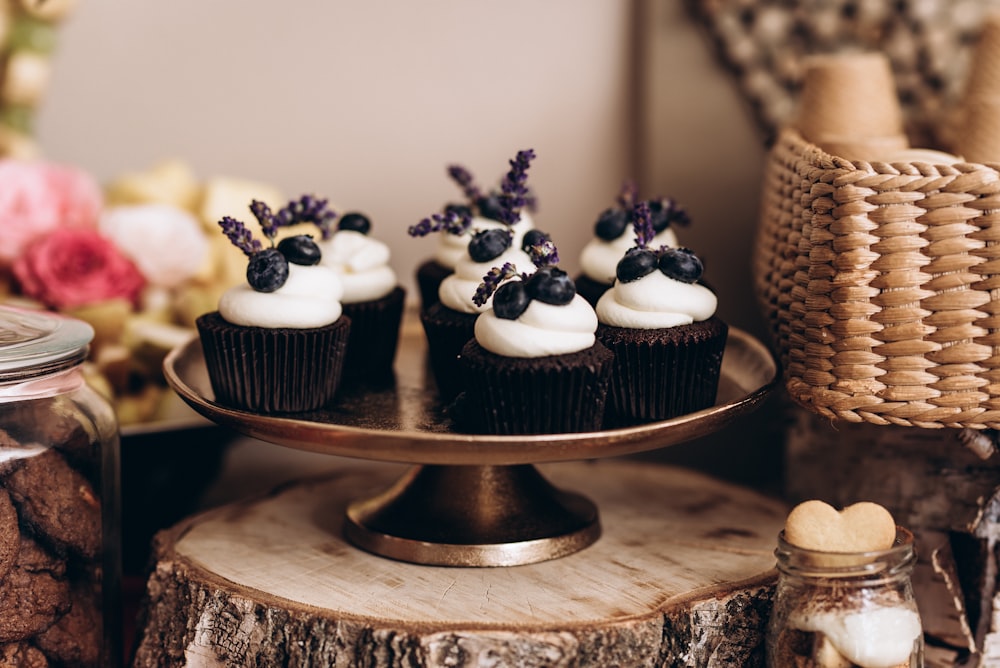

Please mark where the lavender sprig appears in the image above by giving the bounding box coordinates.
[497,148,536,226]
[617,180,638,209]
[653,196,691,229]
[408,206,472,237]
[527,237,559,268]
[249,200,279,240]
[219,216,263,257]
[473,262,521,307]
[632,200,654,248]
[276,195,338,240]
[447,164,481,202]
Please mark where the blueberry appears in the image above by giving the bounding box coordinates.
[277,234,321,266]
[475,194,506,222]
[521,229,551,252]
[492,281,531,320]
[648,199,688,233]
[658,247,703,283]
[615,248,658,283]
[247,248,290,292]
[467,228,512,263]
[594,207,629,241]
[338,212,371,235]
[525,267,576,305]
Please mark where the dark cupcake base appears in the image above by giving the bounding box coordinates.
[196,311,350,414]
[574,274,612,308]
[419,303,478,401]
[341,286,406,386]
[457,340,614,435]
[416,260,453,313]
[597,317,728,426]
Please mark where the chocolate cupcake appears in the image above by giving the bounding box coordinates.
[412,155,537,312]
[196,196,350,413]
[595,202,726,425]
[412,149,540,399]
[318,211,406,385]
[576,182,688,307]
[458,237,613,435]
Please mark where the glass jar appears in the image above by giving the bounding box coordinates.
[0,305,120,668]
[767,527,923,668]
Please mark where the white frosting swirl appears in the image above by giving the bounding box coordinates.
[433,212,534,269]
[596,270,716,329]
[318,230,397,304]
[475,294,597,358]
[580,226,678,285]
[219,262,343,328]
[438,244,534,314]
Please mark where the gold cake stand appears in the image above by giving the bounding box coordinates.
[163,318,777,567]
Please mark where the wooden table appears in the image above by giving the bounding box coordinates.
[131,458,787,667]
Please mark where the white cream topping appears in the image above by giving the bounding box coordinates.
[432,212,534,269]
[219,263,343,329]
[438,245,534,314]
[475,295,597,358]
[580,226,678,285]
[318,230,397,304]
[596,270,716,329]
[792,605,921,668]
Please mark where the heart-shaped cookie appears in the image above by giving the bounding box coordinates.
[784,500,896,553]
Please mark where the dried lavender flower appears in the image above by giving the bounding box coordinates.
[526,237,559,268]
[473,262,521,306]
[219,216,263,257]
[632,200,654,248]
[447,164,481,201]
[498,149,536,226]
[276,194,338,240]
[250,200,279,240]
[408,205,472,238]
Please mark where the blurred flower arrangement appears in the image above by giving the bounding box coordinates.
[0,157,295,424]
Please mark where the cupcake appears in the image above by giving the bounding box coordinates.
[316,210,406,385]
[196,197,350,413]
[413,149,540,400]
[576,181,688,307]
[595,201,726,425]
[413,152,537,311]
[458,238,614,435]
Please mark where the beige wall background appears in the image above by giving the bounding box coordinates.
[35,0,769,340]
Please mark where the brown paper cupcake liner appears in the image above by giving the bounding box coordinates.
[196,312,350,414]
[459,340,614,435]
[341,286,406,385]
[597,317,728,426]
[419,303,477,401]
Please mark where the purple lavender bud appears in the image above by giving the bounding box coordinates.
[498,148,536,226]
[473,262,520,307]
[408,205,472,238]
[527,237,560,269]
[408,217,436,237]
[447,164,481,202]
[632,200,654,248]
[277,195,338,240]
[250,200,279,240]
[219,216,264,257]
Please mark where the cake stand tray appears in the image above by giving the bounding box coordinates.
[163,318,777,566]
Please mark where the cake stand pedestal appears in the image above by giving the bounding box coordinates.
[131,459,786,667]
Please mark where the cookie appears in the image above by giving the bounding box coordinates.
[784,500,897,553]
[0,642,50,667]
[3,449,101,560]
[0,489,20,584]
[0,537,70,643]
[34,581,102,668]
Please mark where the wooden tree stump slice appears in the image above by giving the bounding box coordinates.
[132,459,787,667]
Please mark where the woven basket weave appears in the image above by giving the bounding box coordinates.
[754,127,1000,429]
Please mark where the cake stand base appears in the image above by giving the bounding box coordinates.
[344,464,600,566]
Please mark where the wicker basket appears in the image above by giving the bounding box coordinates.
[754,127,1000,429]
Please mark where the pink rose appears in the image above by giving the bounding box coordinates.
[0,160,103,266]
[13,228,146,310]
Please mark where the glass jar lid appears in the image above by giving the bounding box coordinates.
[0,304,94,381]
